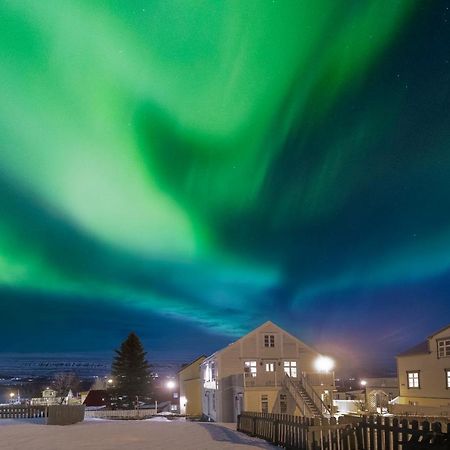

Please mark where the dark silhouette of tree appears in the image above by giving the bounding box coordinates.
[111,332,152,408]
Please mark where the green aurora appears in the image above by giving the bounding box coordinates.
[1,0,450,347]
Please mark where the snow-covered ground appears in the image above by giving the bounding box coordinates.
[0,417,276,449]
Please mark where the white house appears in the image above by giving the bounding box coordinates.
[200,321,335,422]
[393,323,450,416]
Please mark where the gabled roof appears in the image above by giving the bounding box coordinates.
[177,355,207,373]
[427,323,450,339]
[83,390,109,407]
[202,320,319,363]
[397,323,450,358]
[397,340,429,357]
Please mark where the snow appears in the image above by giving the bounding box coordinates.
[0,419,276,449]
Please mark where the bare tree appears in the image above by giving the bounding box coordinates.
[53,372,80,404]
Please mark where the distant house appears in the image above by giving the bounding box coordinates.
[200,321,335,423]
[363,377,399,413]
[393,324,450,416]
[178,355,206,417]
[30,388,74,406]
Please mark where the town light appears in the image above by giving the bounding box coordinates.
[166,380,176,390]
[107,378,113,384]
[360,380,367,387]
[314,356,335,373]
[9,392,15,398]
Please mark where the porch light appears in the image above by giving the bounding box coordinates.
[314,356,334,373]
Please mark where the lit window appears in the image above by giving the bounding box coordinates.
[437,339,450,358]
[284,361,297,378]
[244,361,257,377]
[407,371,420,388]
[261,394,269,413]
[446,370,450,389]
[265,362,275,372]
[264,335,275,347]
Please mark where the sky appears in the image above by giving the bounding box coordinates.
[1,0,450,374]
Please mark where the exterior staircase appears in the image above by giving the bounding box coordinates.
[283,373,331,418]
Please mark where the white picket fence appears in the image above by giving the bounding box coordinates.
[85,409,157,419]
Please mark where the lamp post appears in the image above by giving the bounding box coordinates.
[314,356,335,415]
[166,380,177,414]
[360,380,368,412]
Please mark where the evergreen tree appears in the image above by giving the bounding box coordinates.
[111,332,152,408]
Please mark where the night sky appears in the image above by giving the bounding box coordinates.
[1,1,450,374]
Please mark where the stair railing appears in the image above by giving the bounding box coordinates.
[283,373,307,416]
[298,372,332,417]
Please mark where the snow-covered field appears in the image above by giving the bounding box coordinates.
[0,417,276,450]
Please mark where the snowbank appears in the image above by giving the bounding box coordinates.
[0,420,276,449]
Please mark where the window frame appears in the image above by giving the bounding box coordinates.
[265,362,275,372]
[279,394,287,414]
[446,369,450,389]
[264,334,275,348]
[283,361,297,378]
[407,370,420,389]
[244,360,257,377]
[437,338,450,358]
[261,394,269,413]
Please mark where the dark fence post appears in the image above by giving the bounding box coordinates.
[274,415,279,446]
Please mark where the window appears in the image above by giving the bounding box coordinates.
[265,362,275,372]
[280,394,287,414]
[244,361,257,377]
[438,339,450,358]
[284,361,297,378]
[407,371,420,388]
[264,334,275,347]
[446,370,450,389]
[261,394,269,413]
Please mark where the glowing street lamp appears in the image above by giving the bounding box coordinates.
[314,356,335,373]
[166,380,176,390]
[360,380,367,387]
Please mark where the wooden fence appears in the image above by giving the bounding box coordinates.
[237,412,449,450]
[0,405,84,425]
[47,405,85,425]
[0,405,48,419]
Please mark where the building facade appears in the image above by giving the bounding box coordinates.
[200,321,335,423]
[178,355,206,417]
[394,324,450,415]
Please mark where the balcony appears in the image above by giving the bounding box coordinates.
[244,370,334,388]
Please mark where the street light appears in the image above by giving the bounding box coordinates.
[360,380,367,387]
[314,356,335,373]
[166,380,176,390]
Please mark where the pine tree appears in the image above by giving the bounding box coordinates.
[111,332,152,408]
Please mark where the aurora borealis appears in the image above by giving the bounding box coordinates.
[1,1,450,370]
